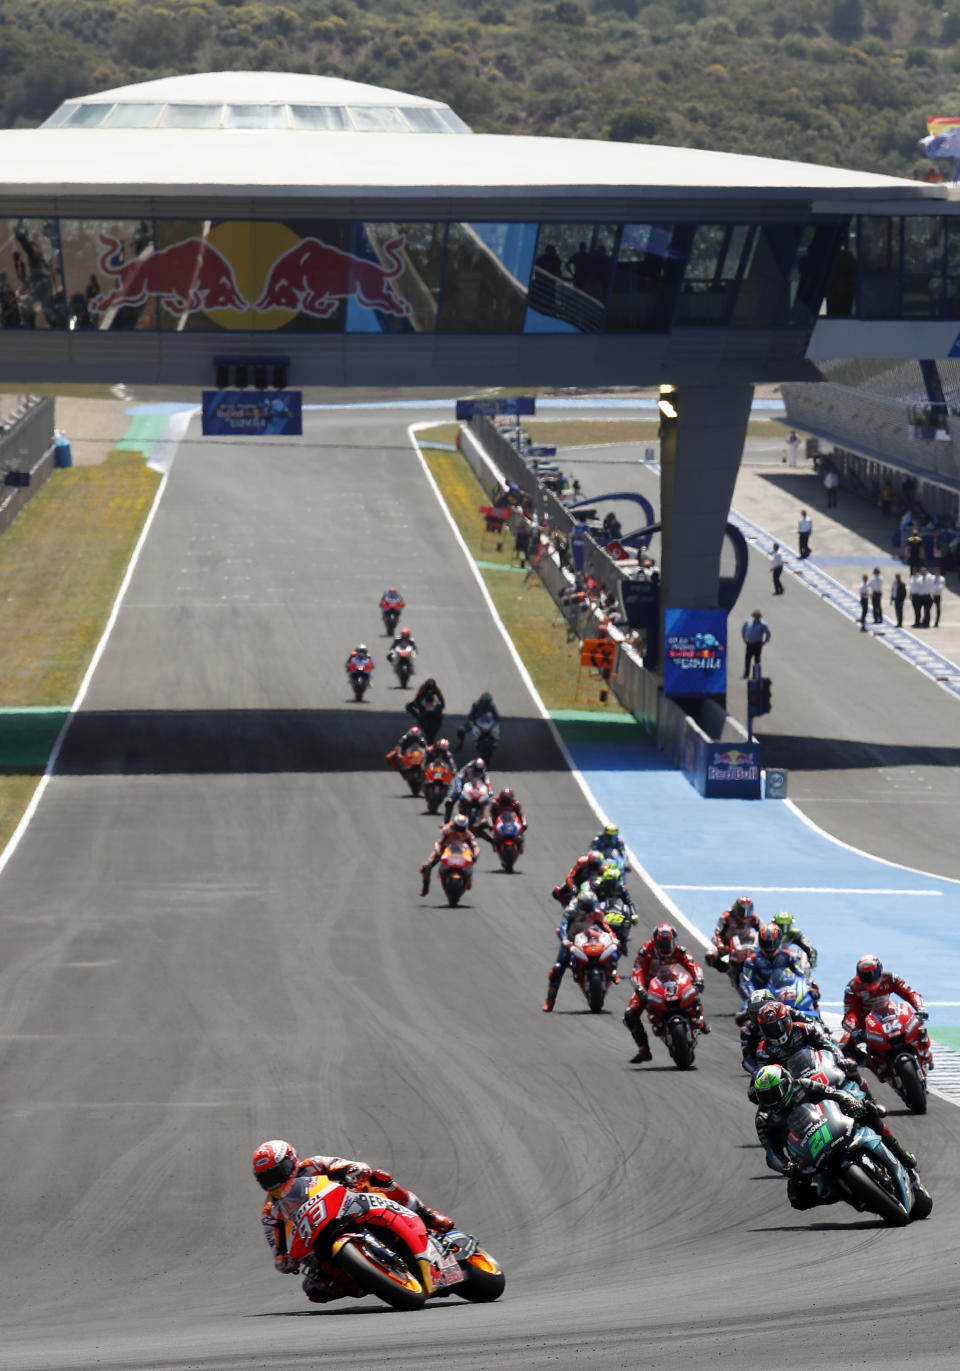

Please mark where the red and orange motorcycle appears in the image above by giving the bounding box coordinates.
[278,1173,504,1311]
[644,963,702,1070]
[423,757,454,815]
[397,742,426,796]
[853,996,932,1114]
[438,837,476,907]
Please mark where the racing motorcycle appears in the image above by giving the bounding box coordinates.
[462,712,500,764]
[278,1173,505,1311]
[741,943,820,1016]
[348,658,372,703]
[857,996,932,1114]
[645,963,702,1070]
[423,757,454,815]
[750,1043,866,1107]
[389,644,416,688]
[439,837,476,907]
[492,811,524,872]
[457,778,492,831]
[707,927,759,992]
[398,742,426,797]
[599,896,636,957]
[568,924,620,1013]
[381,600,404,636]
[781,1093,932,1227]
[406,697,444,744]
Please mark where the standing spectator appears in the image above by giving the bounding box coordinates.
[932,569,945,626]
[920,567,935,628]
[797,509,813,559]
[824,467,840,507]
[741,610,771,678]
[512,510,530,568]
[771,543,784,596]
[910,567,925,627]
[858,575,870,632]
[527,515,541,564]
[880,480,893,516]
[869,567,884,624]
[785,430,800,466]
[890,573,907,627]
[905,526,925,573]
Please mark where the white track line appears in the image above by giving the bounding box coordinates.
[663,885,943,896]
[409,423,709,950]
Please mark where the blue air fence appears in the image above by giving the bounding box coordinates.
[459,418,734,781]
[0,397,57,538]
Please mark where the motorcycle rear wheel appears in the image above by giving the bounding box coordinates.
[894,1053,927,1114]
[843,1161,910,1227]
[334,1234,427,1311]
[666,1015,694,1070]
[456,1251,506,1303]
[586,966,606,1014]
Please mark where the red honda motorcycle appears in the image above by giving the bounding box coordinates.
[858,996,932,1114]
[399,743,426,796]
[279,1173,504,1311]
[645,963,702,1070]
[423,757,454,815]
[438,837,476,907]
[347,658,372,702]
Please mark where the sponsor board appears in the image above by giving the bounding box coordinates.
[702,742,762,798]
[201,390,302,436]
[664,607,727,697]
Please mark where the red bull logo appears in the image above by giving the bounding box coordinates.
[254,234,411,318]
[90,235,247,315]
[87,228,412,324]
[713,749,753,768]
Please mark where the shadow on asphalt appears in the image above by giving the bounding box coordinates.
[755,734,960,771]
[45,709,573,776]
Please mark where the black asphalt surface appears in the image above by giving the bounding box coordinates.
[0,410,957,1370]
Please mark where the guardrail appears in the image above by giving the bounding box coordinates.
[0,396,56,537]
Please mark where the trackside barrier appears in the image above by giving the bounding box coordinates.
[0,397,57,538]
[456,419,759,789]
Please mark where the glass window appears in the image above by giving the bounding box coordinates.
[0,219,65,330]
[904,217,945,275]
[674,224,751,324]
[860,277,901,320]
[604,223,685,332]
[64,104,113,127]
[348,106,409,131]
[860,217,900,274]
[160,105,224,129]
[61,219,156,331]
[250,221,352,332]
[437,108,472,133]
[288,105,350,131]
[524,223,617,333]
[733,225,803,326]
[824,227,857,318]
[41,103,78,128]
[947,220,960,276]
[439,222,537,332]
[151,221,255,332]
[102,104,164,128]
[903,277,944,319]
[223,105,288,129]
[400,107,450,133]
[345,223,446,333]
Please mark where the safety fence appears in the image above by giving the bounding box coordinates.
[0,397,57,537]
[457,419,731,775]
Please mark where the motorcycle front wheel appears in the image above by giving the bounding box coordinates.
[586,966,606,1014]
[893,1053,927,1114]
[334,1233,427,1311]
[405,766,423,796]
[424,784,444,814]
[397,663,411,688]
[842,1161,910,1227]
[666,1014,694,1070]
[456,1250,506,1303]
[498,843,517,873]
[444,872,465,907]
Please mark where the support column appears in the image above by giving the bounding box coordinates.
[659,383,754,612]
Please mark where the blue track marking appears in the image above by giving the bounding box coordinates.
[559,730,960,1028]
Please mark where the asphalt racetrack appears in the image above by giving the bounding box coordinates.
[0,409,957,1371]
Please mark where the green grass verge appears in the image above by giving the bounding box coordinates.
[419,418,784,451]
[0,450,161,848]
[420,445,625,715]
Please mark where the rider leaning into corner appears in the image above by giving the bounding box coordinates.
[751,1065,927,1212]
[840,955,932,1069]
[253,1140,452,1303]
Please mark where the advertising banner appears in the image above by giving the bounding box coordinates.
[702,742,762,799]
[201,390,302,436]
[663,608,727,696]
[455,397,535,418]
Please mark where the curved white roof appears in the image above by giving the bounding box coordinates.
[69,71,448,109]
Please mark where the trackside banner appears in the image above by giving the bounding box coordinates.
[702,742,762,798]
[202,390,302,436]
[663,607,727,696]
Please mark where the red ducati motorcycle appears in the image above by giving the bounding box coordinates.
[645,963,702,1070]
[859,996,932,1114]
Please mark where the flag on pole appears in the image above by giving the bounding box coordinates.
[921,116,960,159]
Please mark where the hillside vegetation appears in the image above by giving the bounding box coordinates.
[1,0,957,176]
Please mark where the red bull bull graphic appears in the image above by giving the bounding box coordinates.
[89,235,247,317]
[253,234,411,318]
